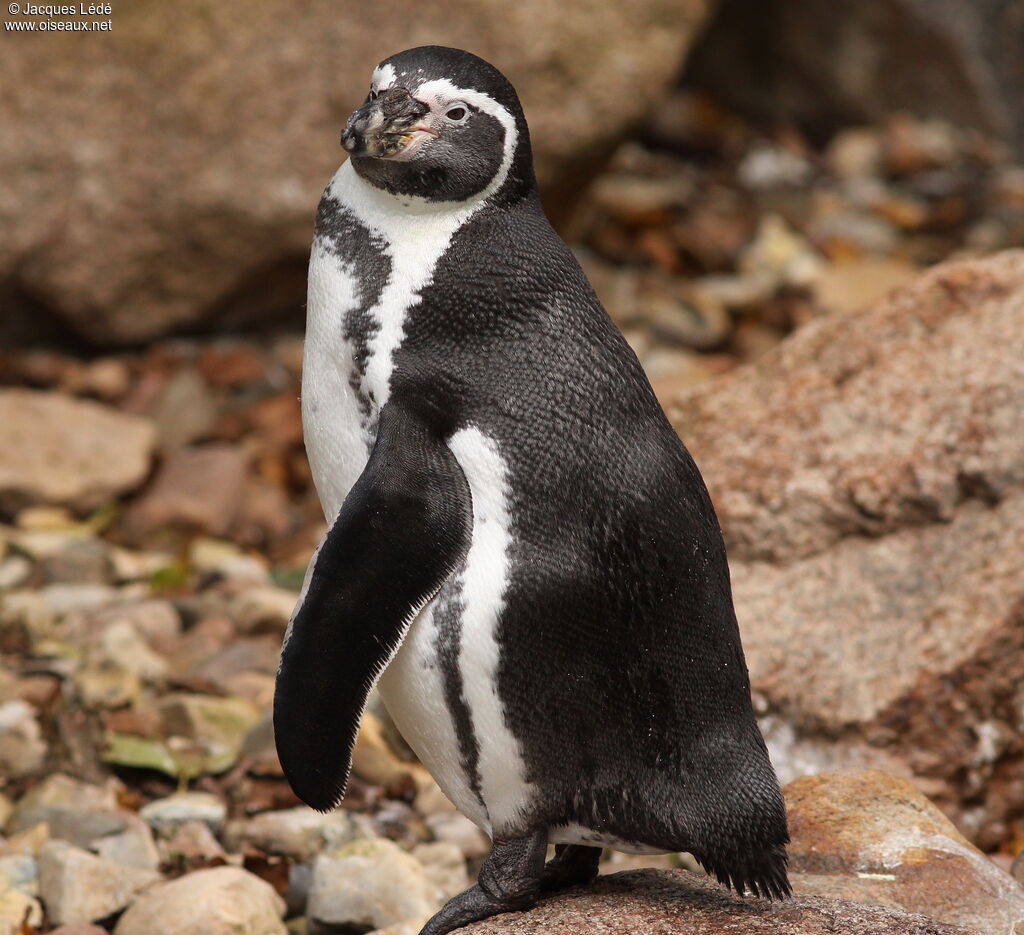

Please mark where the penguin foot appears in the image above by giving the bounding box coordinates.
[541,843,602,892]
[418,831,547,935]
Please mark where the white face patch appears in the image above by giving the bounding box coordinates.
[370,62,396,93]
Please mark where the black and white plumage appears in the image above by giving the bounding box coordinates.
[274,46,790,934]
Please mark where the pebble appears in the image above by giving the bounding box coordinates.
[37,840,159,926]
[0,701,46,778]
[307,838,441,933]
[423,812,490,860]
[39,539,112,586]
[411,842,469,900]
[223,807,373,863]
[0,556,31,590]
[826,127,884,180]
[0,854,38,897]
[139,793,227,837]
[189,538,269,583]
[0,887,42,932]
[125,444,247,539]
[158,820,225,865]
[92,814,161,872]
[73,667,141,710]
[158,694,260,773]
[113,866,286,935]
[8,806,124,850]
[229,585,299,631]
[738,142,813,189]
[0,389,155,514]
[97,620,169,683]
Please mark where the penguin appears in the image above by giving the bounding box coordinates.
[274,46,790,935]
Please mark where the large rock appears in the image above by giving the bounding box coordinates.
[662,251,1024,847]
[113,866,286,935]
[0,1,716,345]
[685,0,1024,155]
[0,391,155,515]
[786,771,1024,935]
[458,869,969,934]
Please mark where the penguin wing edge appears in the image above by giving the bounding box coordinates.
[273,401,472,811]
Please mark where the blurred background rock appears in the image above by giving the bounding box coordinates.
[1,1,1023,933]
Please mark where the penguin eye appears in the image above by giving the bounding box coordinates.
[368,89,378,102]
[445,104,468,123]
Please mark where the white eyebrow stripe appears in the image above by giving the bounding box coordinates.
[414,78,519,203]
[371,62,396,91]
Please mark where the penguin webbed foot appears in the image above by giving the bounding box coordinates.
[540,843,602,893]
[418,832,547,935]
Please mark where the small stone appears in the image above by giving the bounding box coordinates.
[14,774,119,816]
[73,668,141,710]
[113,866,286,935]
[424,812,490,860]
[0,887,42,932]
[8,806,124,851]
[158,820,225,865]
[107,547,176,584]
[38,584,118,618]
[125,444,247,539]
[411,842,469,900]
[39,540,112,586]
[308,838,440,933]
[150,368,218,451]
[229,585,298,631]
[737,141,813,189]
[412,777,457,819]
[739,215,823,289]
[352,712,417,794]
[139,793,227,838]
[0,701,46,778]
[0,853,38,897]
[0,390,155,514]
[223,807,371,863]
[1,824,49,858]
[189,538,268,583]
[0,556,31,590]
[825,127,884,180]
[92,815,160,872]
[65,358,132,402]
[159,694,260,773]
[97,620,168,683]
[37,840,159,926]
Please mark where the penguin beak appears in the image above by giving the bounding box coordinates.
[341,87,434,158]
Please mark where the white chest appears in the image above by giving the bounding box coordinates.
[301,160,480,519]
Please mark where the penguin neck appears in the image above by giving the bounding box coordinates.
[338,158,495,225]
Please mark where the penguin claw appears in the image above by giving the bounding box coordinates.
[419,831,548,935]
[417,884,536,935]
[541,843,602,893]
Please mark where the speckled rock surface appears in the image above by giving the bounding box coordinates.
[785,771,1024,935]
[456,869,970,935]
[665,251,1024,845]
[0,0,716,344]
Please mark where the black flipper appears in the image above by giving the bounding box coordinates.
[274,401,472,811]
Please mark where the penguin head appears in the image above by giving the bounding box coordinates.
[341,46,535,205]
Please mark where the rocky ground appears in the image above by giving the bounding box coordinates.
[0,100,1023,933]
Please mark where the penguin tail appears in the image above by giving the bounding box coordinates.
[702,842,791,901]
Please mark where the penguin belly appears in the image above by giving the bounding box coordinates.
[377,425,538,839]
